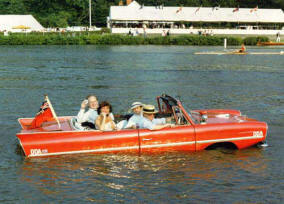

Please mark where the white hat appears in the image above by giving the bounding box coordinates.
[143,104,158,114]
[130,102,143,110]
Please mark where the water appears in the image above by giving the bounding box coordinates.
[0,45,283,203]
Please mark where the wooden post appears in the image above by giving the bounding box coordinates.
[45,95,61,128]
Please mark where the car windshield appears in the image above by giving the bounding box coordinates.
[159,94,199,124]
[180,104,199,124]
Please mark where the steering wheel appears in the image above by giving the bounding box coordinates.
[176,112,184,125]
[161,103,167,113]
[172,106,183,125]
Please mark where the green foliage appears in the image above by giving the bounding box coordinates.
[0,32,271,46]
[226,37,242,46]
[243,36,269,45]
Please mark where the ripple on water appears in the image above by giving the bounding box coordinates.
[0,45,283,203]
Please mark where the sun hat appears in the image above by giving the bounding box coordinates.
[143,104,158,114]
[130,102,144,110]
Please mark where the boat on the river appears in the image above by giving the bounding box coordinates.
[257,41,284,46]
[17,94,268,157]
[194,51,284,55]
[195,51,248,55]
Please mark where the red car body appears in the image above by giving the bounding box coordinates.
[17,94,268,157]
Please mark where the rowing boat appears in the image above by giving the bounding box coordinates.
[194,51,284,55]
[195,51,247,55]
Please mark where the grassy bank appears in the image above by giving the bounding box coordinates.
[0,32,269,46]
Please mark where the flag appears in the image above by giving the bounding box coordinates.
[233,7,239,12]
[212,6,220,11]
[250,6,258,13]
[176,6,182,13]
[30,98,54,129]
[195,6,201,14]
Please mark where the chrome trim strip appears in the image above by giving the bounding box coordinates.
[26,135,264,157]
[28,146,139,157]
[196,135,264,144]
[28,141,196,157]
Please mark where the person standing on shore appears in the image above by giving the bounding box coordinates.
[276,32,281,42]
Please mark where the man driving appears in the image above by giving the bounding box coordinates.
[140,104,174,130]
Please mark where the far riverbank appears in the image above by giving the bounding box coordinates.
[0,32,270,46]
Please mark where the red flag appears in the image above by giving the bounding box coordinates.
[250,6,258,13]
[176,7,182,13]
[233,7,239,12]
[195,6,201,14]
[30,100,53,129]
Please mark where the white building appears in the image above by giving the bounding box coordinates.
[109,1,284,35]
[0,15,44,32]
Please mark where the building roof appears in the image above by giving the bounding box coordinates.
[0,15,44,31]
[110,1,284,23]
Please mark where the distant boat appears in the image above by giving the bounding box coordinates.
[195,51,248,55]
[194,51,284,55]
[257,41,284,46]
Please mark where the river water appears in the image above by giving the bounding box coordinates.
[0,45,283,203]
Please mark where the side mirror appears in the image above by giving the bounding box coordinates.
[201,114,208,124]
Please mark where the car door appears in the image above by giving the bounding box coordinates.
[138,126,196,153]
[138,106,196,153]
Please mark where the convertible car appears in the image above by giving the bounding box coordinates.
[17,94,268,158]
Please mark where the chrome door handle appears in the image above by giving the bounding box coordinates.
[142,138,152,141]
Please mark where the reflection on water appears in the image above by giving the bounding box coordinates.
[18,149,269,202]
[0,45,283,203]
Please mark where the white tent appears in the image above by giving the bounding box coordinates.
[0,15,44,31]
[110,1,284,23]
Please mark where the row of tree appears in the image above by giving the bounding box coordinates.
[0,0,283,27]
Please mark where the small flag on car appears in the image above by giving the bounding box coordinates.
[30,97,53,129]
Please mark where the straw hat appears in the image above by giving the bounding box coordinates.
[143,104,158,114]
[130,102,143,110]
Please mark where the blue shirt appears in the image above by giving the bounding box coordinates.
[126,114,144,128]
[152,118,166,125]
[140,117,167,130]
[140,117,155,130]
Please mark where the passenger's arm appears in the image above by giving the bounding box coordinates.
[77,109,86,123]
[77,100,88,123]
[111,121,117,130]
[152,123,174,130]
[95,115,106,131]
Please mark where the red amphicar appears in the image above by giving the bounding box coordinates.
[17,94,268,157]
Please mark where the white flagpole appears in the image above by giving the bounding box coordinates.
[89,0,92,28]
[45,95,61,128]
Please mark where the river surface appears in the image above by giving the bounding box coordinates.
[0,45,283,203]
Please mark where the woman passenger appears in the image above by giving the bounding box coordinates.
[95,101,116,131]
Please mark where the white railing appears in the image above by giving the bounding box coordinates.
[111,28,284,35]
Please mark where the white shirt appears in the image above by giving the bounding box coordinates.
[77,108,98,123]
[77,108,114,124]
